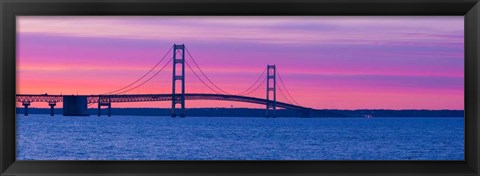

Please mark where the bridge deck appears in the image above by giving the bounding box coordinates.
[16,93,311,110]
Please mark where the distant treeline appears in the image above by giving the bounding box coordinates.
[16,108,464,117]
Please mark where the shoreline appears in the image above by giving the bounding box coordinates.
[15,108,465,117]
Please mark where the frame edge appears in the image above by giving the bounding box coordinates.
[1,0,17,175]
[465,1,480,174]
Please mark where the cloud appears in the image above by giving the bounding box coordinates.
[17,16,463,46]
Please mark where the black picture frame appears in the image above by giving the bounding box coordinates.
[1,0,479,175]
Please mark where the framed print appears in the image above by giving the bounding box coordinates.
[1,0,479,175]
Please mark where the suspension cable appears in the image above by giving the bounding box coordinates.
[237,67,267,96]
[185,47,231,95]
[276,82,293,104]
[102,46,173,95]
[240,77,267,96]
[276,69,301,105]
[185,60,223,94]
[114,57,173,95]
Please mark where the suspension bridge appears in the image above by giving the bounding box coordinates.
[16,44,314,117]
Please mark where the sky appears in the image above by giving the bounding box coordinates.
[16,16,464,110]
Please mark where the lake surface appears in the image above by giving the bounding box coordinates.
[16,115,464,160]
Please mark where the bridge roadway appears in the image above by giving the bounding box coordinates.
[16,93,311,110]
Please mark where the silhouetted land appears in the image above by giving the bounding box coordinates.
[16,108,464,117]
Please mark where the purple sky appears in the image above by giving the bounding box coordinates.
[16,16,464,109]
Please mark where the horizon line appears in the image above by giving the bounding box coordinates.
[16,107,465,111]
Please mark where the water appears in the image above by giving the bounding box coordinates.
[16,115,464,160]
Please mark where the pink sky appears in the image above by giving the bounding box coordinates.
[16,16,464,110]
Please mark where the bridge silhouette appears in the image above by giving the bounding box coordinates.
[16,44,313,117]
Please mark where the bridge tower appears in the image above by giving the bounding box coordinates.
[266,65,276,118]
[171,44,186,117]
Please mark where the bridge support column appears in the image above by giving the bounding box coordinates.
[171,44,186,118]
[22,101,30,116]
[48,102,56,116]
[108,103,111,117]
[266,65,276,118]
[63,96,89,116]
[98,102,100,117]
[98,96,112,117]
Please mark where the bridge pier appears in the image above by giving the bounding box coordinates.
[97,103,111,117]
[97,103,112,117]
[63,96,89,116]
[22,101,30,116]
[48,102,56,116]
[98,96,111,117]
